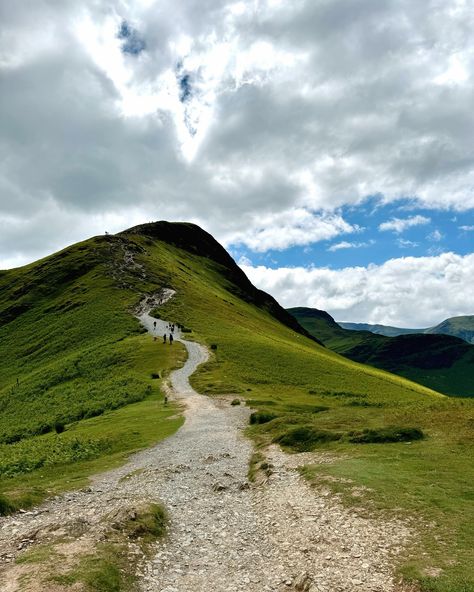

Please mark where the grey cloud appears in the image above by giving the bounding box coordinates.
[1,0,474,267]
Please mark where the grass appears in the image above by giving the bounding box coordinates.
[117,223,474,592]
[2,221,473,591]
[0,235,186,512]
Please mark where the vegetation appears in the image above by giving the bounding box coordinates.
[289,307,474,397]
[0,235,186,512]
[1,221,473,591]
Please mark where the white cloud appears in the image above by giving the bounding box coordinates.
[427,229,444,242]
[240,252,474,327]
[459,225,474,231]
[397,238,419,248]
[379,215,431,234]
[327,240,374,252]
[1,0,474,263]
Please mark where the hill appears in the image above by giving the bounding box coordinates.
[426,315,474,344]
[340,315,474,343]
[289,307,474,397]
[1,221,473,590]
[339,321,422,336]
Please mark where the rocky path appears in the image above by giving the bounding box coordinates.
[0,310,412,592]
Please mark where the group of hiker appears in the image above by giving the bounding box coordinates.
[152,320,176,345]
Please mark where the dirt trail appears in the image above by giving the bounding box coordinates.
[0,307,412,592]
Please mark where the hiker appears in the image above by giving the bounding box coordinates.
[169,333,173,345]
[163,333,167,343]
[153,320,157,330]
[164,396,168,406]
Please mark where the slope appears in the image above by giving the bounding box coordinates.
[1,221,473,591]
[290,307,474,397]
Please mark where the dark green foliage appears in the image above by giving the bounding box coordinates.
[54,421,65,434]
[348,426,424,444]
[249,412,278,424]
[210,344,218,350]
[275,426,342,451]
[0,493,14,515]
[231,399,241,406]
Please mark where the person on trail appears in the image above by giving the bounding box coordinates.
[163,333,167,343]
[164,396,168,406]
[153,320,157,330]
[169,333,173,345]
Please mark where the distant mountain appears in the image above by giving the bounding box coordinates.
[425,316,474,344]
[340,316,474,344]
[289,307,474,397]
[339,322,422,337]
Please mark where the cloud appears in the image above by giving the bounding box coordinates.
[459,225,474,231]
[327,240,374,252]
[397,238,419,248]
[1,0,474,265]
[427,229,443,242]
[240,252,474,327]
[379,215,431,234]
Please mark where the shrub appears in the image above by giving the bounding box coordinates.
[151,372,160,379]
[348,426,424,444]
[210,344,218,350]
[54,421,65,434]
[275,426,342,452]
[231,399,241,406]
[249,412,278,425]
[0,494,15,516]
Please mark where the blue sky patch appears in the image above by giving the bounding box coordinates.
[229,198,474,269]
[117,20,146,55]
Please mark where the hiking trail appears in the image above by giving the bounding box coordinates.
[0,298,412,592]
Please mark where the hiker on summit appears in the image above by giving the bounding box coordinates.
[163,333,167,344]
[169,333,174,345]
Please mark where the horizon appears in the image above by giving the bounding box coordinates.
[1,1,474,327]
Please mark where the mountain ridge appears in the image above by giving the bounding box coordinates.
[340,315,474,343]
[290,306,474,397]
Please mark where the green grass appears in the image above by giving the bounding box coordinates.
[117,224,473,592]
[0,236,186,511]
[2,222,473,591]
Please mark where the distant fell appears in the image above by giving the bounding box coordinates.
[339,322,422,337]
[289,307,474,397]
[340,315,474,343]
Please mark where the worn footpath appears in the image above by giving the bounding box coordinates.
[0,310,411,592]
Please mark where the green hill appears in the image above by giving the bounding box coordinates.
[289,307,474,397]
[340,316,474,343]
[1,222,473,591]
[426,315,474,344]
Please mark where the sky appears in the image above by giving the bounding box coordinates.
[1,0,474,327]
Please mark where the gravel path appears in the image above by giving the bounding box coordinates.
[0,308,412,592]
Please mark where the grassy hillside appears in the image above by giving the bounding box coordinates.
[0,235,186,512]
[1,222,473,591]
[290,307,474,397]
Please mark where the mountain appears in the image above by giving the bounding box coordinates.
[339,322,422,337]
[1,222,473,590]
[0,222,443,504]
[289,307,474,397]
[425,316,474,344]
[340,315,474,343]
